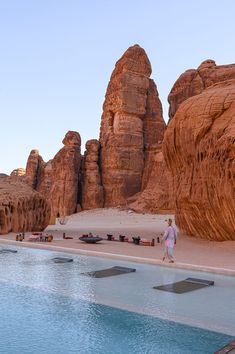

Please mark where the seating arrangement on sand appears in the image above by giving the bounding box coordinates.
[153,277,214,294]
[83,266,136,278]
[107,234,156,246]
[79,233,158,246]
[28,233,53,242]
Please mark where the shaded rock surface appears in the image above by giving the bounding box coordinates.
[0,177,50,234]
[100,44,166,206]
[25,149,44,189]
[168,60,235,119]
[24,131,82,219]
[129,151,174,213]
[47,131,82,218]
[163,79,235,241]
[81,139,104,209]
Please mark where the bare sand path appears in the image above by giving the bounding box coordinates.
[0,208,234,275]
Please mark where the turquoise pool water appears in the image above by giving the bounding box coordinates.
[0,246,234,353]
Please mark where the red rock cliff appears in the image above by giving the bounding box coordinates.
[81,139,104,209]
[49,131,82,218]
[0,176,51,234]
[23,131,82,219]
[163,79,235,241]
[100,44,166,206]
[168,59,235,119]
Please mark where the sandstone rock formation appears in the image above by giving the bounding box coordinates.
[100,44,166,206]
[168,60,235,119]
[129,151,174,213]
[49,131,82,218]
[23,131,82,219]
[81,139,104,209]
[0,177,50,234]
[25,149,44,189]
[10,168,26,182]
[37,160,53,197]
[163,79,235,241]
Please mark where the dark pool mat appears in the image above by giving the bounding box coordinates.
[83,266,136,278]
[184,277,214,286]
[52,257,73,263]
[214,340,235,354]
[153,278,214,294]
[0,249,18,253]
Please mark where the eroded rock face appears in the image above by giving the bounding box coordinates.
[163,79,235,241]
[168,60,235,119]
[49,131,82,218]
[129,151,174,213]
[23,131,82,219]
[141,79,166,189]
[37,161,53,197]
[25,149,44,189]
[100,44,166,206]
[81,139,104,209]
[0,177,51,234]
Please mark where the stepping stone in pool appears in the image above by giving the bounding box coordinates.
[52,257,73,263]
[83,266,136,278]
[0,249,18,254]
[153,278,214,294]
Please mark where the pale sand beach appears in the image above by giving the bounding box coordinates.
[0,208,235,275]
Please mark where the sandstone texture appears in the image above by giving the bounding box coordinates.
[25,149,44,189]
[129,151,174,213]
[168,60,235,119]
[0,176,50,234]
[10,168,26,182]
[49,131,82,218]
[163,80,235,241]
[81,139,104,209]
[37,161,53,197]
[23,131,82,219]
[100,44,166,206]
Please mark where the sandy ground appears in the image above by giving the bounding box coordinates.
[0,208,235,275]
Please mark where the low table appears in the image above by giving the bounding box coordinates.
[79,236,103,244]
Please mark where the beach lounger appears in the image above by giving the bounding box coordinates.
[153,277,214,294]
[83,266,136,278]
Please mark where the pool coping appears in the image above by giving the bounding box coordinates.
[0,238,235,276]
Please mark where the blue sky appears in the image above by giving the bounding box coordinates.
[1,0,235,174]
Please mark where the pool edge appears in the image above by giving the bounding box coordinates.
[0,239,235,276]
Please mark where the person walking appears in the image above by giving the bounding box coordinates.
[161,218,177,263]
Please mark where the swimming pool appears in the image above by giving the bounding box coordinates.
[0,246,234,353]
